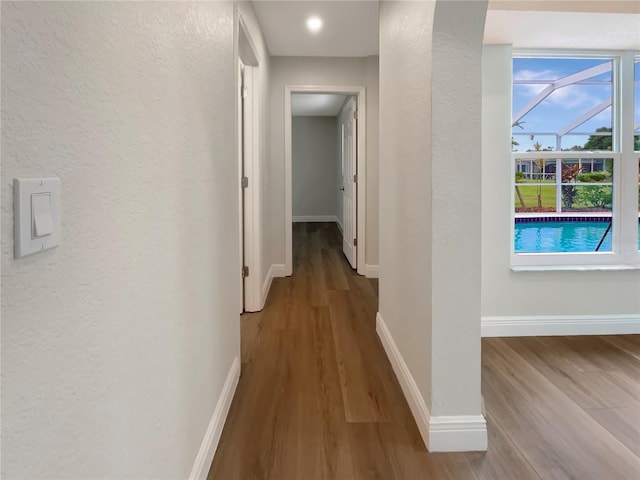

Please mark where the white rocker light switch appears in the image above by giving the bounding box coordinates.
[14,178,60,258]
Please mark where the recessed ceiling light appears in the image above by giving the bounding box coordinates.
[306,16,323,34]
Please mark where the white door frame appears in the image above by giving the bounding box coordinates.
[237,11,262,312]
[284,85,366,276]
[237,61,244,314]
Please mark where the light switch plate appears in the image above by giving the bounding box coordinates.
[14,178,61,258]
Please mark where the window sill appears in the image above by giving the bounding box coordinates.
[511,264,640,272]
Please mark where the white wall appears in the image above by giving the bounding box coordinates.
[292,116,339,218]
[267,56,379,270]
[1,2,239,478]
[430,0,487,418]
[379,0,435,421]
[482,45,640,320]
[379,0,487,451]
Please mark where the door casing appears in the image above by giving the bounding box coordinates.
[237,11,262,312]
[284,85,367,276]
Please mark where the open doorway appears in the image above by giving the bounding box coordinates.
[285,86,366,276]
[291,93,359,271]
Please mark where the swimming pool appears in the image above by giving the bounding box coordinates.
[514,221,640,253]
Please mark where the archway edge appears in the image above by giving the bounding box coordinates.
[429,0,489,450]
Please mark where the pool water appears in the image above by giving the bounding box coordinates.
[514,221,640,253]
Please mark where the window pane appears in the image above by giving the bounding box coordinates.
[572,185,613,212]
[514,185,557,212]
[515,220,613,253]
[512,57,614,153]
[514,157,614,253]
[564,159,613,213]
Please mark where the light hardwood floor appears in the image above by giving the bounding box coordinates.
[208,222,640,480]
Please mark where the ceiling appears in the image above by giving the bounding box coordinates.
[488,1,640,14]
[252,1,639,57]
[484,10,640,49]
[252,1,379,57]
[292,94,347,116]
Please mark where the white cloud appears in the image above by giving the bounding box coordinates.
[513,69,556,82]
[591,109,612,123]
[513,70,557,96]
[546,85,602,110]
[514,68,609,108]
[522,84,548,96]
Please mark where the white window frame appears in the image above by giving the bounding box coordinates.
[511,50,640,269]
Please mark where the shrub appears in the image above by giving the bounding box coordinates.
[577,185,612,208]
[515,171,524,182]
[577,171,608,183]
[561,164,581,209]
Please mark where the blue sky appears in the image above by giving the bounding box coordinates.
[512,57,640,152]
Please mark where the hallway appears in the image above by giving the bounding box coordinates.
[209,222,468,479]
[208,223,640,480]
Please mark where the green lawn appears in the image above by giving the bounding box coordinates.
[515,185,555,209]
[514,183,614,210]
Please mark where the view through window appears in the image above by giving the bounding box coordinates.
[511,54,639,265]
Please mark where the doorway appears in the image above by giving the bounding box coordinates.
[291,93,358,269]
[285,86,367,276]
[237,15,262,313]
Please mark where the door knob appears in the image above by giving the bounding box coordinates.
[339,186,345,191]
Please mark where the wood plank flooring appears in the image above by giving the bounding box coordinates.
[209,222,640,480]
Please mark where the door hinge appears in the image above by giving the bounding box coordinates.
[353,110,357,120]
[353,238,358,247]
[241,176,249,188]
[242,265,249,278]
[353,174,358,183]
[242,87,248,99]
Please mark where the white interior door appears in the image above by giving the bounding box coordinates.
[238,62,245,313]
[241,64,260,312]
[342,98,357,269]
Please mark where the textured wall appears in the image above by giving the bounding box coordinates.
[379,0,487,423]
[378,0,435,411]
[1,2,238,478]
[481,45,640,318]
[292,116,339,218]
[431,0,487,417]
[268,56,380,270]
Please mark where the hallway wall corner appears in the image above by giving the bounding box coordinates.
[189,357,240,480]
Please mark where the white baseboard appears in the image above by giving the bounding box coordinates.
[429,415,488,452]
[481,314,640,337]
[189,357,240,480]
[292,215,339,223]
[260,266,275,311]
[376,312,487,453]
[365,264,379,278]
[260,264,287,310]
[271,264,287,277]
[376,313,430,449]
[336,218,344,233]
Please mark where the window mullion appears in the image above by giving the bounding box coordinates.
[618,52,638,259]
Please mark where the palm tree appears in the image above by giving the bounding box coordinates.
[513,121,526,208]
[531,136,545,209]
